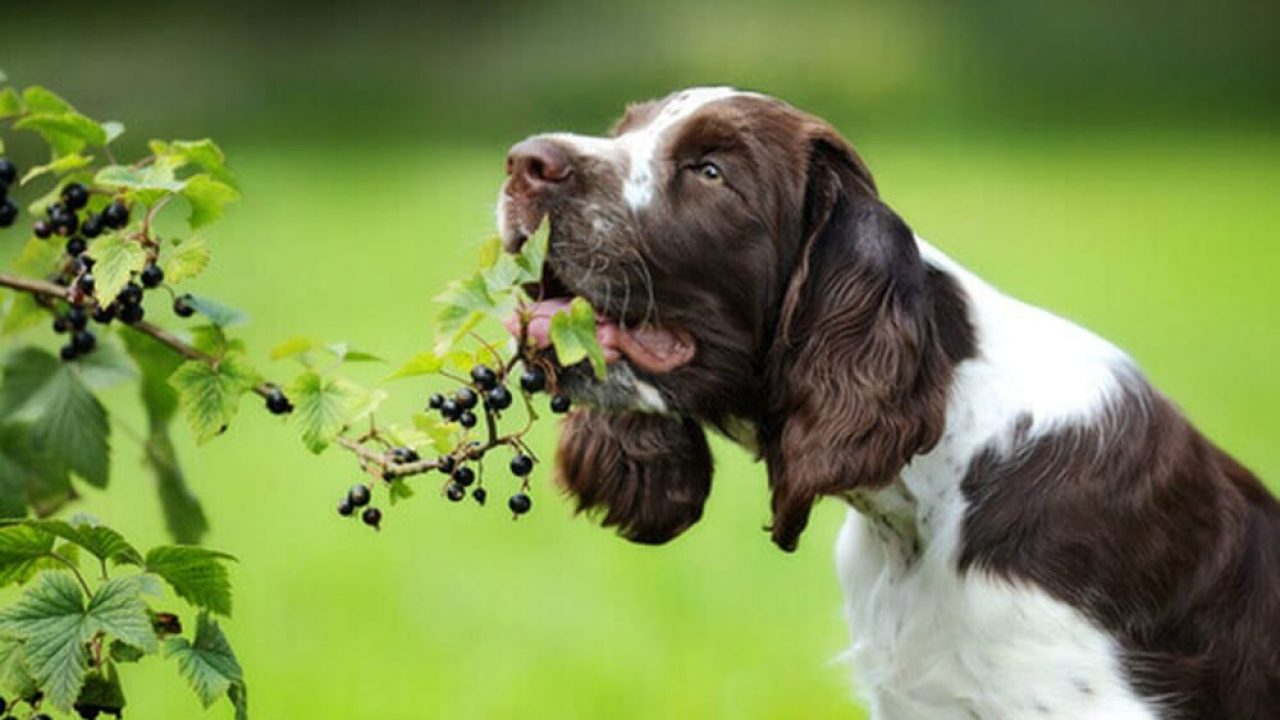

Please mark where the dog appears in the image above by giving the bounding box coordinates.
[496,87,1280,719]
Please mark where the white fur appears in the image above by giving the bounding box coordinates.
[834,237,1162,720]
[548,87,748,210]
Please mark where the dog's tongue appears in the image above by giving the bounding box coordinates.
[504,299,695,373]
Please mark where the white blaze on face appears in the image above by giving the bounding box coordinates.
[545,87,747,211]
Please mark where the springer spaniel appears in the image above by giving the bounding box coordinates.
[496,88,1280,719]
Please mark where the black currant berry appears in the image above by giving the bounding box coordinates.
[65,236,87,257]
[0,695,6,713]
[59,343,78,361]
[71,330,96,354]
[265,388,293,415]
[67,306,88,331]
[509,492,532,515]
[75,254,95,271]
[471,487,487,505]
[550,393,571,414]
[440,399,460,421]
[486,386,512,410]
[428,393,445,410]
[119,282,144,305]
[446,482,465,502]
[0,199,17,229]
[0,158,16,185]
[140,263,164,288]
[48,203,77,236]
[458,410,477,428]
[173,294,194,317]
[361,507,382,528]
[80,212,103,239]
[337,497,354,517]
[92,303,116,324]
[452,466,475,487]
[348,484,371,508]
[471,364,498,390]
[390,446,419,464]
[52,316,69,334]
[102,200,129,229]
[61,182,89,211]
[77,273,95,293]
[520,366,546,393]
[510,454,534,477]
[437,455,456,475]
[454,387,477,410]
[33,219,53,239]
[119,302,144,324]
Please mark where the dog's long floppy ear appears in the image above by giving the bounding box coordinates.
[555,409,712,545]
[762,127,953,552]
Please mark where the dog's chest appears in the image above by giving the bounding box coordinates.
[834,482,1163,720]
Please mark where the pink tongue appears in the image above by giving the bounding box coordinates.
[503,300,695,373]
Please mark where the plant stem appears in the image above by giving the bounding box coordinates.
[45,551,93,596]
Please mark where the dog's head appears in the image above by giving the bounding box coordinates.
[498,88,968,550]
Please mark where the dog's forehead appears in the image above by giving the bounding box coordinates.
[548,87,765,210]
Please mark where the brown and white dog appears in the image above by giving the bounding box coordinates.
[496,88,1280,719]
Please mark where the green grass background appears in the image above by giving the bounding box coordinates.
[1,0,1278,715]
[58,129,1277,719]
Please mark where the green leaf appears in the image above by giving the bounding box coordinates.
[101,121,125,144]
[0,635,39,700]
[22,86,72,114]
[0,427,71,519]
[0,525,56,587]
[288,371,363,454]
[268,336,313,361]
[168,356,260,444]
[0,443,31,519]
[412,414,458,454]
[0,572,90,711]
[181,174,239,229]
[325,342,383,364]
[433,273,494,352]
[162,236,211,285]
[74,337,138,390]
[76,663,126,714]
[0,87,22,120]
[165,612,246,714]
[14,111,106,158]
[19,152,93,186]
[86,234,147,306]
[108,639,145,664]
[0,348,111,488]
[86,577,159,653]
[120,329,209,541]
[549,297,607,378]
[94,163,183,206]
[149,139,236,188]
[515,221,549,283]
[388,480,414,506]
[26,519,142,567]
[476,236,502,269]
[145,546,235,617]
[184,295,248,328]
[385,350,444,381]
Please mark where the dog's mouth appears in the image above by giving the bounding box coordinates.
[504,239,696,375]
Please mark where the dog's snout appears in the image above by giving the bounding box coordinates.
[506,138,573,193]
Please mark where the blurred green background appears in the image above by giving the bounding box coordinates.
[2,0,1278,717]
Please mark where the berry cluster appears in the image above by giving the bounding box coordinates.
[0,157,19,228]
[0,692,53,720]
[336,356,573,530]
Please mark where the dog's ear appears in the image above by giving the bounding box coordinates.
[762,127,952,552]
[555,409,712,545]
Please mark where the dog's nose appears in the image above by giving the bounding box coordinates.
[506,138,573,192]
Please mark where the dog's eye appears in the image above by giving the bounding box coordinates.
[694,162,724,183]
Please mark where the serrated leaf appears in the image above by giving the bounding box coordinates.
[87,577,159,653]
[0,634,39,700]
[150,139,236,188]
[14,110,105,159]
[145,546,235,617]
[74,337,138,391]
[288,371,364,454]
[476,236,502,269]
[0,348,111,488]
[0,572,90,710]
[269,336,313,361]
[0,525,56,587]
[94,163,185,193]
[0,427,71,519]
[168,356,260,444]
[433,273,494,352]
[120,329,208,542]
[162,236,210,285]
[549,297,607,378]
[19,152,93,186]
[86,235,147,306]
[515,221,549,283]
[184,295,248,328]
[26,520,142,567]
[412,414,458,454]
[181,174,239,229]
[165,612,245,714]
